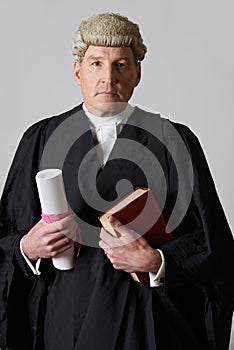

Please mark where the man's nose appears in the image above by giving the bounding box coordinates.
[101,65,117,84]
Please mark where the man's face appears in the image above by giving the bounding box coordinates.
[74,45,141,116]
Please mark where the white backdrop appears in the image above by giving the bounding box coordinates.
[0,1,233,347]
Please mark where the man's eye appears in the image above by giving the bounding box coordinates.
[117,62,126,68]
[92,61,101,67]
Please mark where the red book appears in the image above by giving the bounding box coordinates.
[98,187,173,284]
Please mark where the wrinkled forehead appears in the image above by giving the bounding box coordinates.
[82,45,137,62]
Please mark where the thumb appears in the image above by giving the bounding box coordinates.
[108,216,140,241]
[108,215,122,227]
[108,216,122,238]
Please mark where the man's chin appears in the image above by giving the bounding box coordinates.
[86,101,128,117]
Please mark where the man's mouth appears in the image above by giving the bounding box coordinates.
[96,90,119,96]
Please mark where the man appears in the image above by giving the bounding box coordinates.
[0,12,233,350]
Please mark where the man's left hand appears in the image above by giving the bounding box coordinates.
[99,216,162,274]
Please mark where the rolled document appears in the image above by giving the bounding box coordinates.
[35,168,74,270]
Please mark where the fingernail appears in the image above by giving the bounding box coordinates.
[108,216,118,227]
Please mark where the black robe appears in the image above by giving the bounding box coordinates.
[0,105,233,350]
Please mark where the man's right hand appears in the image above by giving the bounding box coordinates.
[21,214,76,261]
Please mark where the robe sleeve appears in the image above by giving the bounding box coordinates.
[0,105,83,348]
[0,121,47,347]
[159,122,234,350]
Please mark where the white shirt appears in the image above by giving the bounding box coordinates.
[83,103,134,167]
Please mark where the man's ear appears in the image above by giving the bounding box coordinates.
[135,62,141,87]
[73,60,81,85]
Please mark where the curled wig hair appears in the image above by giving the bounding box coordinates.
[72,13,147,61]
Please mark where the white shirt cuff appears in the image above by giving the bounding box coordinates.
[20,237,41,275]
[149,249,165,287]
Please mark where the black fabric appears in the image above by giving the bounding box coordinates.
[0,104,233,350]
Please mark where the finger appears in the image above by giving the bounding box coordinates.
[108,216,122,227]
[53,213,75,229]
[45,236,74,254]
[100,228,121,247]
[108,216,140,241]
[100,227,119,241]
[47,219,70,234]
[99,239,111,250]
[53,237,74,251]
[48,232,73,244]
[56,243,74,255]
[39,221,62,234]
[46,241,74,258]
[50,215,78,240]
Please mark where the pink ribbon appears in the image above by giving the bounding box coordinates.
[41,210,71,224]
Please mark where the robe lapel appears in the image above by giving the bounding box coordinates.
[95,110,149,206]
[95,108,169,215]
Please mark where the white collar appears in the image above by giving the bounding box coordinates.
[82,103,135,127]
